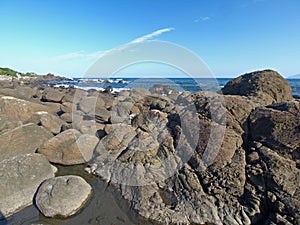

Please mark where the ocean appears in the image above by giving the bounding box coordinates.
[50,77,300,96]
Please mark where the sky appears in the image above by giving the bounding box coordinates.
[0,0,299,78]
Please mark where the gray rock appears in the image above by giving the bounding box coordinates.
[38,129,98,165]
[97,92,115,109]
[0,123,53,161]
[132,87,151,96]
[41,102,62,115]
[94,124,136,160]
[0,78,13,88]
[28,111,65,134]
[0,153,56,219]
[60,101,75,113]
[2,69,299,225]
[222,70,292,105]
[89,94,252,224]
[0,119,23,134]
[41,87,64,103]
[0,85,38,100]
[72,120,98,135]
[78,96,110,122]
[78,96,105,114]
[149,84,174,95]
[259,146,300,224]
[63,88,88,104]
[249,100,300,161]
[60,110,84,123]
[0,95,51,122]
[94,107,111,123]
[78,96,97,114]
[35,175,92,218]
[110,100,134,124]
[60,112,73,123]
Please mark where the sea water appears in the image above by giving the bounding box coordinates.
[50,77,300,96]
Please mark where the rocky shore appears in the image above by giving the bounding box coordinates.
[0,70,299,225]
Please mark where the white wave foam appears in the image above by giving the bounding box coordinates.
[77,78,130,84]
[74,85,130,93]
[54,84,70,88]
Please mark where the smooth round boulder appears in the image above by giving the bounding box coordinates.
[35,175,92,218]
[38,129,99,165]
[221,70,292,105]
[41,87,64,103]
[0,123,53,161]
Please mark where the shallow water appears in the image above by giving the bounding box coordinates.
[0,164,150,225]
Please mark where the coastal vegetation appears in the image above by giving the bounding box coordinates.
[0,67,37,77]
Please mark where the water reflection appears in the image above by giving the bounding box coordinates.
[2,164,150,225]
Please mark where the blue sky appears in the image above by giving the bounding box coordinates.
[0,0,299,78]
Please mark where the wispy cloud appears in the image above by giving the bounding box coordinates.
[52,27,174,61]
[54,52,84,60]
[52,50,105,61]
[194,17,211,23]
[97,27,174,58]
[131,27,174,44]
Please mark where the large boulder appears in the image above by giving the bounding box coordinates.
[94,124,136,160]
[60,110,84,124]
[87,88,278,225]
[193,91,259,134]
[0,85,38,101]
[0,77,13,88]
[0,123,53,161]
[28,111,65,135]
[0,96,51,122]
[41,87,64,103]
[94,107,111,123]
[88,97,250,224]
[78,96,111,123]
[245,100,300,224]
[0,119,23,134]
[246,143,300,225]
[78,96,104,114]
[0,153,56,219]
[35,175,92,218]
[60,101,75,113]
[249,100,300,162]
[72,120,99,136]
[222,70,293,105]
[38,129,99,165]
